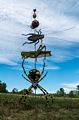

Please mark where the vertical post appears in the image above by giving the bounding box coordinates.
[35,89,36,95]
[34,43,37,69]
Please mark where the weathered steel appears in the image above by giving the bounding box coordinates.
[21,51,51,58]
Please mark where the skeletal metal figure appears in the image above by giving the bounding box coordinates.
[21,45,51,59]
[22,29,44,46]
[20,9,53,104]
[22,58,47,90]
[20,57,53,103]
[22,9,44,46]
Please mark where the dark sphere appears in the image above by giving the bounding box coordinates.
[31,20,39,29]
[28,69,41,81]
[33,9,36,12]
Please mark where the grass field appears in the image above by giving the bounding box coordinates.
[0,93,79,120]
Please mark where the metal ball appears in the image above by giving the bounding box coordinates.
[33,9,36,12]
[31,20,39,29]
[28,69,41,81]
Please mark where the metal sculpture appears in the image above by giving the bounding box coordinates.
[22,58,47,91]
[21,45,51,58]
[22,30,44,45]
[20,9,53,104]
[31,9,39,29]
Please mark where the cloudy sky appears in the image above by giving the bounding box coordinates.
[0,0,79,93]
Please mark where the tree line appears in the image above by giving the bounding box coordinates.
[55,86,79,97]
[0,80,79,97]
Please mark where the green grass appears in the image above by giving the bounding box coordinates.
[0,93,79,120]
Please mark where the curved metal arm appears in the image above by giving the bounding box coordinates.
[38,84,48,94]
[22,33,36,36]
[37,84,46,94]
[39,29,42,34]
[35,45,46,58]
[37,45,46,51]
[38,71,48,83]
[22,58,28,78]
[35,29,42,35]
[40,61,45,76]
[27,85,33,92]
[22,74,32,83]
[23,41,35,46]
[35,29,39,34]
[38,45,46,76]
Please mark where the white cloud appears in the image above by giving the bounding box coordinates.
[0,0,79,66]
[62,81,79,93]
[45,66,60,70]
[0,56,17,65]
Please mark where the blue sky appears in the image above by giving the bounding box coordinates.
[0,0,79,93]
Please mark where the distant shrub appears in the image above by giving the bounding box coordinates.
[0,80,8,93]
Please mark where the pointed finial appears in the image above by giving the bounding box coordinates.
[33,9,37,19]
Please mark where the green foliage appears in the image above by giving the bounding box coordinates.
[56,88,65,96]
[0,80,8,93]
[0,94,79,120]
[76,85,79,95]
[19,89,33,95]
[68,90,77,97]
[12,88,18,93]
[69,91,74,97]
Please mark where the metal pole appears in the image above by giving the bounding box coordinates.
[34,43,37,69]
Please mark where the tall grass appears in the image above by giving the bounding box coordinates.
[0,93,79,120]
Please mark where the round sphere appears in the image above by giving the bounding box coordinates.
[33,9,36,12]
[28,69,41,81]
[31,20,39,29]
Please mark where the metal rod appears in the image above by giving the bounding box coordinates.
[34,43,37,69]
[35,89,36,95]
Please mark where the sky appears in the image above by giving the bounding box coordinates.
[0,0,79,93]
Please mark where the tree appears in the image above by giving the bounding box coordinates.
[69,90,75,97]
[12,88,18,93]
[76,85,79,95]
[57,88,65,96]
[0,81,8,93]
